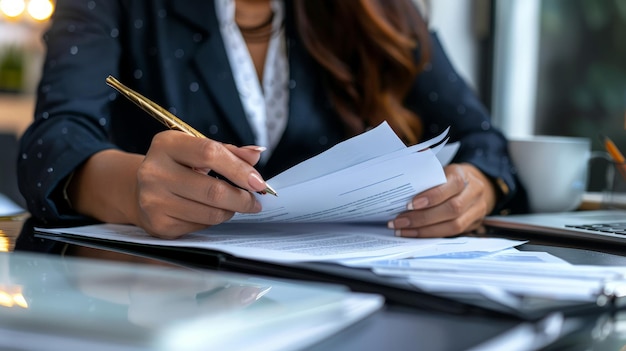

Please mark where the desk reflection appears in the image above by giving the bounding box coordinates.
[2,248,273,331]
[66,249,271,328]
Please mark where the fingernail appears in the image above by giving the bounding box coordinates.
[408,197,429,210]
[388,217,410,229]
[243,145,267,152]
[248,173,267,192]
[193,167,211,175]
[394,230,402,237]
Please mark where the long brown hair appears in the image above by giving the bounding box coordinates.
[294,0,431,145]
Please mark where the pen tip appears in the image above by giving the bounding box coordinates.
[264,185,278,197]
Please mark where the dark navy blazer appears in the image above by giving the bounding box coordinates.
[17,0,528,233]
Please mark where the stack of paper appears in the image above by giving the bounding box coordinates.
[363,248,626,310]
[36,223,524,264]
[231,121,458,223]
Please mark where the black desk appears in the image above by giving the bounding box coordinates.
[11,218,626,350]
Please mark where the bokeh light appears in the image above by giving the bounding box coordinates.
[1,0,53,21]
[26,0,53,21]
[0,0,26,18]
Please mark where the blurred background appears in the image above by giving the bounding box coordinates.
[0,0,52,208]
[0,0,625,206]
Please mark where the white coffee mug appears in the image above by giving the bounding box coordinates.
[508,135,591,213]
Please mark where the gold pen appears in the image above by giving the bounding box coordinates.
[105,75,277,196]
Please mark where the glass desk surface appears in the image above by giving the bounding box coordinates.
[0,250,383,351]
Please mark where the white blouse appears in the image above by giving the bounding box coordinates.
[215,0,289,162]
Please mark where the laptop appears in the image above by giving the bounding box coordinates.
[484,209,626,245]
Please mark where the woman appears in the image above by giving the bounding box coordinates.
[17,0,527,247]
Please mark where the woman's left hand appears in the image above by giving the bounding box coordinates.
[388,163,498,238]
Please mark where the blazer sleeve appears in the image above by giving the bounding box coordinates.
[17,0,123,224]
[406,32,529,214]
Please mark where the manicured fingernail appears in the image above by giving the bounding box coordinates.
[408,197,429,210]
[248,173,267,192]
[388,217,410,229]
[243,145,267,152]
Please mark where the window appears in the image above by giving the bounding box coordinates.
[535,0,626,143]
[492,0,626,190]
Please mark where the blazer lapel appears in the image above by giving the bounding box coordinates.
[167,0,256,145]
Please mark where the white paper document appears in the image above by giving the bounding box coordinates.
[36,222,526,264]
[370,250,626,306]
[38,223,445,263]
[339,237,527,265]
[231,122,455,223]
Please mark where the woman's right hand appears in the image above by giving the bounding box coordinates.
[69,131,268,239]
